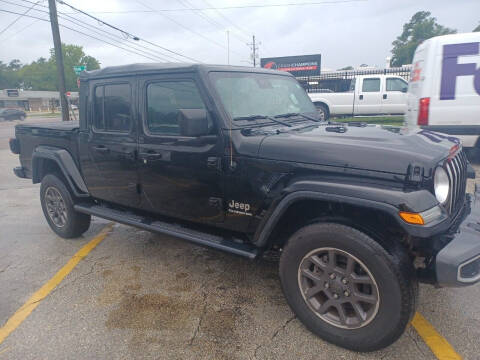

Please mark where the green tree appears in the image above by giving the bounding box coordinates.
[18,58,56,91]
[49,43,100,91]
[391,11,456,67]
[0,61,21,88]
[474,23,480,32]
[1,43,100,91]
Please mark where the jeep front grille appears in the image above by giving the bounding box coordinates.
[444,150,468,214]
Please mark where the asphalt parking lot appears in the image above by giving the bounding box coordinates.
[0,117,479,359]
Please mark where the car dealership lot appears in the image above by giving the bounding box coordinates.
[0,117,479,359]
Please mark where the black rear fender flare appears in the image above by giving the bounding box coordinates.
[32,146,89,197]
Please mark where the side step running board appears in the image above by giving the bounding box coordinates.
[74,203,258,259]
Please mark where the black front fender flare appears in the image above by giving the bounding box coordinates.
[253,181,445,247]
[32,146,89,197]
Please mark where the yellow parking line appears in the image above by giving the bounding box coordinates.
[0,223,114,345]
[411,312,462,360]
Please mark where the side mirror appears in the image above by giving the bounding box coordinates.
[177,109,210,137]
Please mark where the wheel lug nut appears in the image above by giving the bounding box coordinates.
[333,293,339,299]
[342,278,348,284]
[344,291,350,297]
[329,273,336,280]
[324,282,329,289]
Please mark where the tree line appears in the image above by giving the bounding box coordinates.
[0,43,100,92]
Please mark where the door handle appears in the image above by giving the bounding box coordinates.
[359,94,363,100]
[139,151,162,160]
[383,94,387,99]
[93,145,110,153]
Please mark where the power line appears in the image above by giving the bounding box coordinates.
[201,0,251,38]
[0,17,43,40]
[1,0,175,62]
[11,0,201,62]
[55,13,180,62]
[0,9,166,62]
[44,0,367,13]
[0,0,43,36]
[132,0,245,57]
[179,0,250,44]
[57,0,201,63]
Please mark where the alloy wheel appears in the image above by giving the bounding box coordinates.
[45,186,68,228]
[298,247,380,329]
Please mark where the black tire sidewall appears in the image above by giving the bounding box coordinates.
[279,223,413,351]
[315,104,329,121]
[40,174,86,238]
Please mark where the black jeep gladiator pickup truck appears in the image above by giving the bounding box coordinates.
[10,64,480,351]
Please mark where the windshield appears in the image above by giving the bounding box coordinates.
[209,72,317,120]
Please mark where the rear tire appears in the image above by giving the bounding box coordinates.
[279,223,416,352]
[40,174,91,238]
[315,103,329,121]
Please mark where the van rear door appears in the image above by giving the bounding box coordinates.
[430,38,480,146]
[406,45,427,127]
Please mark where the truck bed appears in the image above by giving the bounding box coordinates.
[15,121,80,178]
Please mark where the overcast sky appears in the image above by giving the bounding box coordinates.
[1,0,479,70]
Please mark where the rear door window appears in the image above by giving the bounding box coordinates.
[362,78,380,92]
[93,83,132,132]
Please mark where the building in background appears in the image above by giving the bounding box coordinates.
[0,89,79,111]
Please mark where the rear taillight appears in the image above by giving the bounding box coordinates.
[417,97,430,126]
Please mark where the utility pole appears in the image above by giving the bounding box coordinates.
[252,35,256,67]
[48,0,69,121]
[248,35,259,67]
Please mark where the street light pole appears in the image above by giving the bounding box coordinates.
[48,0,69,121]
[227,30,230,65]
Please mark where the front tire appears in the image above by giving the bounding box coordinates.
[40,174,91,238]
[279,223,416,352]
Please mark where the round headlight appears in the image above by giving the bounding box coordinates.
[434,167,450,204]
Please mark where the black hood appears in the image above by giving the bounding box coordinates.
[256,124,459,175]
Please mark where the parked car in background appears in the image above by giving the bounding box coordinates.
[308,74,408,120]
[0,108,26,121]
[405,32,480,149]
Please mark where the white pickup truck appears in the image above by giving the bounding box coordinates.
[308,75,408,120]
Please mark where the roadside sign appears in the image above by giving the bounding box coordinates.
[73,65,86,75]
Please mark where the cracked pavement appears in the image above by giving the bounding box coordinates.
[0,117,479,359]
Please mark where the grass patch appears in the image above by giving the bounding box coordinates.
[332,116,404,126]
[27,112,61,118]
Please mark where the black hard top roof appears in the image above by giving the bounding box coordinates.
[80,63,293,80]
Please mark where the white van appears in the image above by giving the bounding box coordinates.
[405,32,480,147]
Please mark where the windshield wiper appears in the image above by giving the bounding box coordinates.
[274,112,321,122]
[233,115,291,127]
